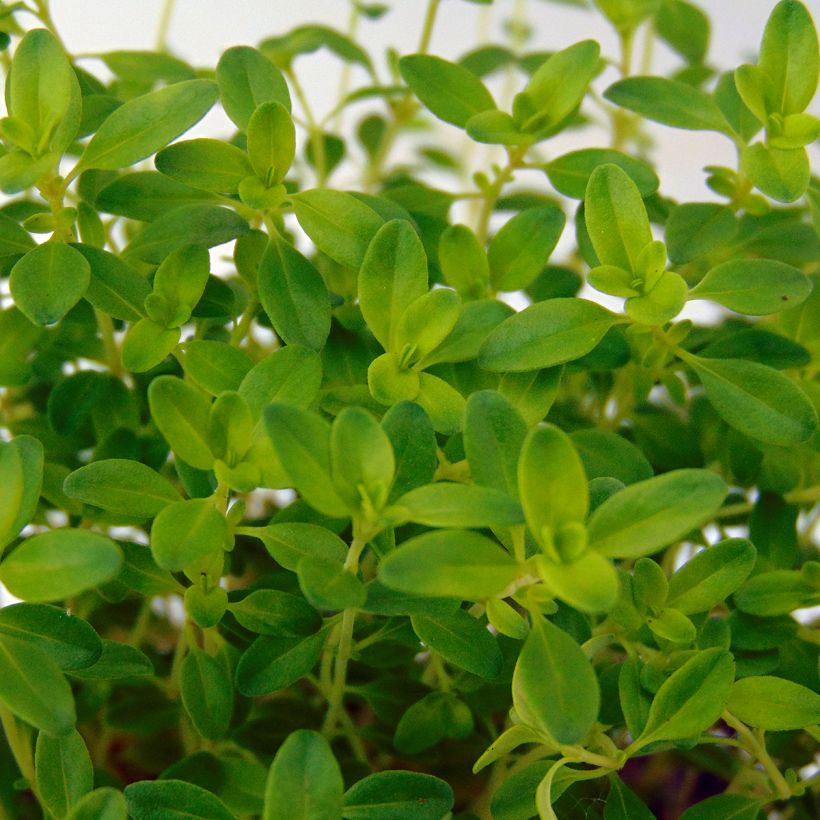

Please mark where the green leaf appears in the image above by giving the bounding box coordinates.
[394,289,461,365]
[604,774,656,820]
[216,46,291,131]
[656,0,710,65]
[73,244,151,322]
[99,50,196,84]
[437,224,490,298]
[570,429,653,485]
[515,40,600,132]
[150,499,228,572]
[64,459,182,518]
[247,101,295,183]
[379,529,520,599]
[123,204,248,265]
[512,615,600,744]
[263,729,344,820]
[330,406,395,513]
[0,634,76,735]
[691,259,811,315]
[415,372,466,435]
[0,435,43,553]
[258,238,331,351]
[412,610,503,679]
[155,138,254,194]
[735,569,819,616]
[480,297,621,373]
[261,24,373,70]
[546,148,658,200]
[585,163,652,272]
[393,483,524,528]
[229,589,321,636]
[121,318,180,373]
[604,76,731,134]
[180,646,233,740]
[419,299,513,367]
[0,603,101,670]
[679,794,763,820]
[298,556,365,610]
[117,541,182,597]
[727,675,820,731]
[10,243,90,326]
[667,538,757,614]
[65,788,128,820]
[148,375,215,470]
[125,780,234,820]
[292,189,384,270]
[464,390,527,499]
[634,648,735,747]
[69,639,153,680]
[250,523,347,571]
[519,425,588,553]
[35,729,93,819]
[239,344,322,417]
[587,469,727,558]
[264,403,349,518]
[757,0,819,115]
[95,171,218,222]
[741,143,809,203]
[665,203,738,265]
[0,530,122,601]
[382,401,438,502]
[685,354,817,446]
[537,550,619,613]
[343,771,454,820]
[625,269,688,326]
[236,630,327,697]
[182,340,253,395]
[8,29,76,155]
[399,54,495,127]
[465,109,527,145]
[77,80,219,171]
[393,692,474,754]
[359,219,428,352]
[488,206,565,292]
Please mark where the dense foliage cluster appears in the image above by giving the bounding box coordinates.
[0,0,818,817]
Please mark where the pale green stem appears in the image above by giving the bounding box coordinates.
[155,0,177,51]
[476,144,529,244]
[321,527,369,748]
[0,705,36,789]
[286,68,327,187]
[418,0,442,55]
[722,710,792,800]
[95,308,122,377]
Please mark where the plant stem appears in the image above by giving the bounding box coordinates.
[32,0,67,50]
[723,710,792,800]
[156,0,177,51]
[95,308,123,377]
[286,68,327,187]
[0,705,36,789]
[418,0,442,55]
[322,527,369,747]
[476,144,529,244]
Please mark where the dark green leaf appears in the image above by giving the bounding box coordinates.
[263,729,343,820]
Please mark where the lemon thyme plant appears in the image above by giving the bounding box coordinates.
[0,0,818,817]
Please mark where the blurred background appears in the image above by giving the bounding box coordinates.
[47,0,820,204]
